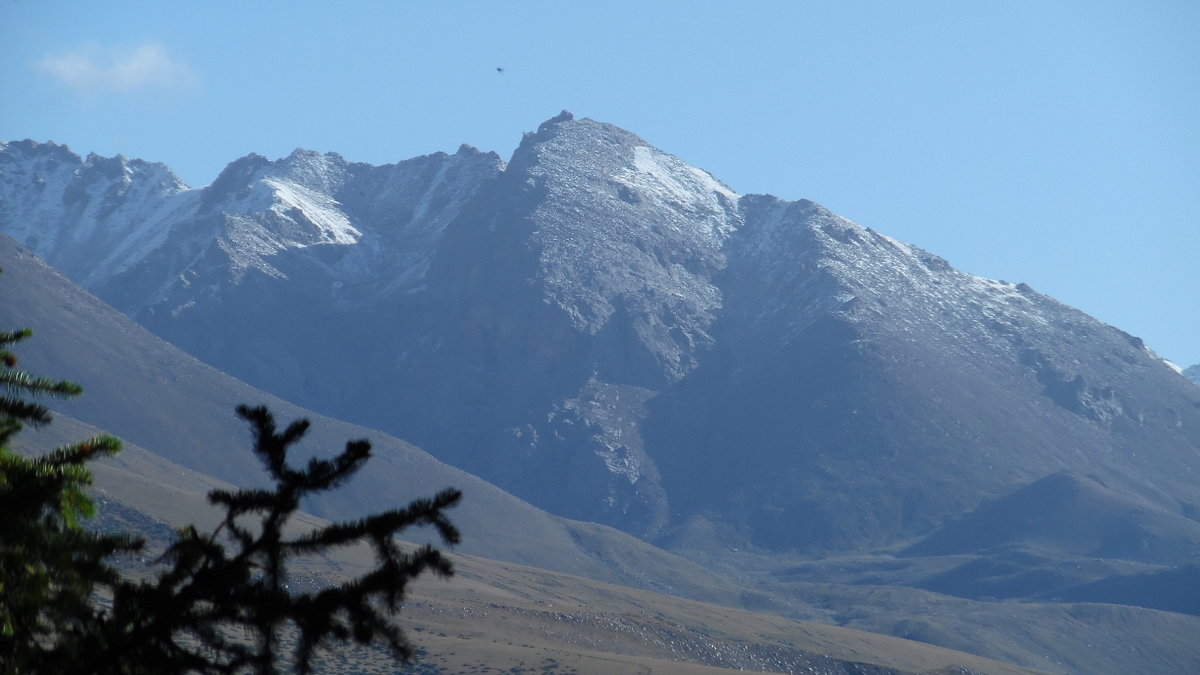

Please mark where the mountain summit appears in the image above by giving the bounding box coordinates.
[2,115,1198,559]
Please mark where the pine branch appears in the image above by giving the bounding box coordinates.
[115,405,464,674]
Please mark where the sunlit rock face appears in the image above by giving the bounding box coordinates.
[3,114,1199,557]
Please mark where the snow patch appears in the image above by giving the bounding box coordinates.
[263,178,360,246]
[630,145,738,211]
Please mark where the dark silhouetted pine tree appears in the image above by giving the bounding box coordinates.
[0,325,138,674]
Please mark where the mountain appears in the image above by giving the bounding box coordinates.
[3,115,1199,564]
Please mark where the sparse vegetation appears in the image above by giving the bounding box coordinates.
[0,303,461,674]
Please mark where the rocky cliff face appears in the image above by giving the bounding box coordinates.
[3,115,1198,558]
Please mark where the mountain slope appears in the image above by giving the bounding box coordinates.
[904,471,1200,563]
[0,235,743,600]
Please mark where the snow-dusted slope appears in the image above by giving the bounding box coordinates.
[0,139,503,317]
[501,112,741,382]
[0,140,198,287]
[649,190,1200,550]
[190,145,503,293]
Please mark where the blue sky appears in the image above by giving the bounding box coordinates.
[2,1,1198,366]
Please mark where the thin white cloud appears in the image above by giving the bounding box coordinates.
[37,42,200,94]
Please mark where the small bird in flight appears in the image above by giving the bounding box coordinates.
[496,67,505,74]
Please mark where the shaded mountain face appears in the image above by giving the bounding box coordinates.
[902,471,1200,564]
[3,115,1199,558]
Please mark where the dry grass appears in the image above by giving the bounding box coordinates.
[46,422,1038,675]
